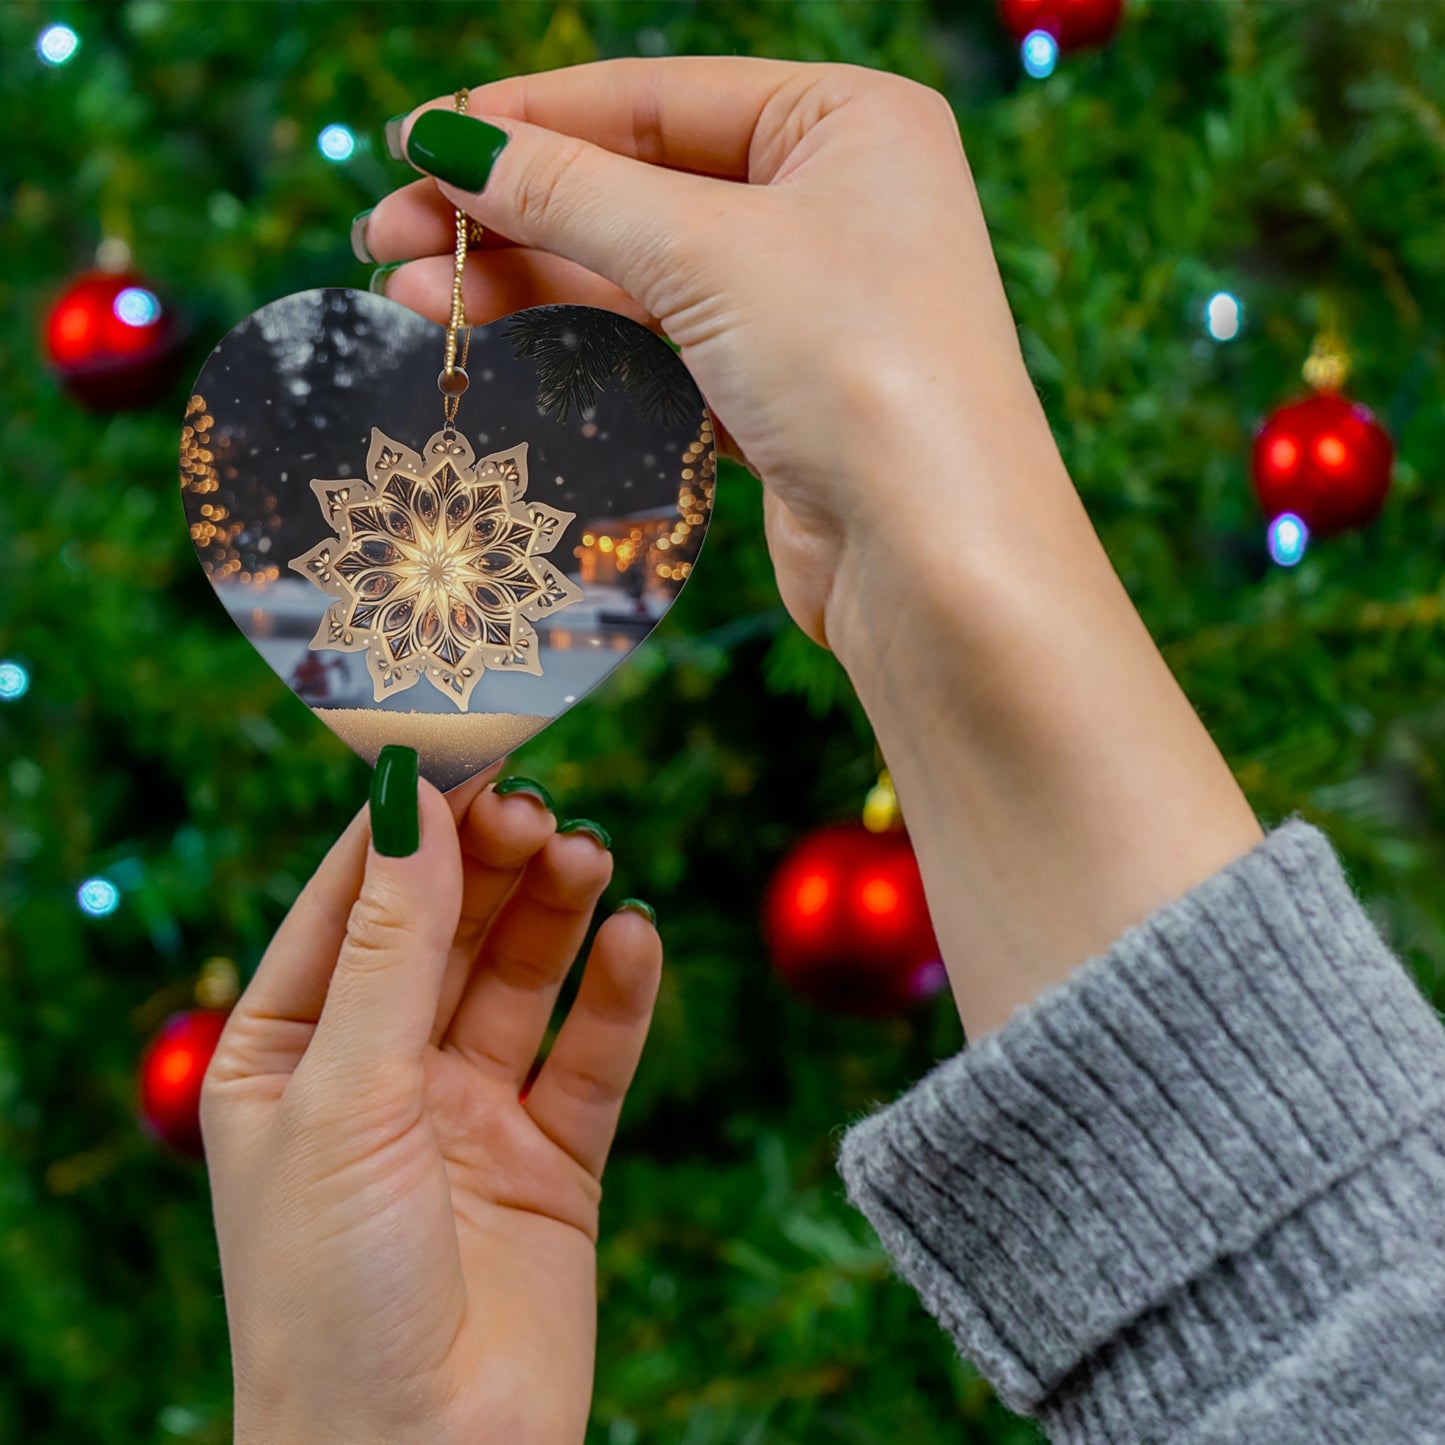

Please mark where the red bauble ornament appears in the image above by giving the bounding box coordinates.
[44,270,183,410]
[763,822,945,1017]
[998,0,1124,50]
[1251,392,1394,537]
[137,1009,229,1157]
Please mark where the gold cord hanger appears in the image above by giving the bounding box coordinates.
[439,88,476,432]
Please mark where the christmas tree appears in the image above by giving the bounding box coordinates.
[2,3,1443,1442]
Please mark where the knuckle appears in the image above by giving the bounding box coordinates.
[340,892,410,969]
[891,74,959,131]
[513,135,590,231]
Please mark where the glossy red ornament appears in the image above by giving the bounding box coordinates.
[763,822,945,1017]
[1251,392,1394,537]
[998,0,1124,50]
[44,270,182,410]
[137,1009,229,1157]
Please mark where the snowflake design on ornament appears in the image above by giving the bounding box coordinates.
[290,426,582,709]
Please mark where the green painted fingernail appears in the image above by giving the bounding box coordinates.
[369,261,404,296]
[494,776,555,811]
[370,745,419,857]
[404,110,510,192]
[617,898,656,926]
[558,818,612,850]
[384,113,409,162]
[350,208,375,264]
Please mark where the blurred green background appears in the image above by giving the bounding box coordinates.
[2,2,1444,1441]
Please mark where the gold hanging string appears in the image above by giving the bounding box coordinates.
[1303,293,1350,393]
[440,88,477,431]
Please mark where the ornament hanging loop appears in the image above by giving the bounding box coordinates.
[1303,295,1350,393]
[440,87,475,427]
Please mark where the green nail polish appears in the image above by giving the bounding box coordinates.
[405,110,509,192]
[370,745,419,857]
[494,775,555,811]
[369,261,403,296]
[384,113,409,162]
[558,818,612,850]
[350,208,375,264]
[617,898,656,926]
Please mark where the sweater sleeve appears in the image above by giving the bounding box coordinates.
[836,820,1445,1444]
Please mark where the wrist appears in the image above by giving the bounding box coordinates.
[822,399,1261,1038]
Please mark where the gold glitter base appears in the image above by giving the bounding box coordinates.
[315,708,553,791]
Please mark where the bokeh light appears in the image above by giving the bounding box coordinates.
[77,878,121,917]
[0,660,29,701]
[1205,291,1242,341]
[317,124,356,162]
[37,24,79,66]
[1021,30,1059,79]
[1267,512,1309,567]
[113,287,161,328]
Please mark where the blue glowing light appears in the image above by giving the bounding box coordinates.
[0,661,29,701]
[1021,30,1059,79]
[37,24,79,66]
[318,124,356,162]
[1205,291,1242,342]
[114,287,161,328]
[1267,512,1309,567]
[78,878,121,917]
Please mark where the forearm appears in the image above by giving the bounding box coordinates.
[825,383,1261,1039]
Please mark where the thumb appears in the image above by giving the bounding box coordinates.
[303,746,463,1087]
[397,106,733,320]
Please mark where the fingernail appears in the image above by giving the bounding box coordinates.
[558,818,612,850]
[404,110,510,192]
[350,208,375,264]
[371,745,419,857]
[384,113,409,162]
[493,775,555,812]
[369,261,404,296]
[617,898,656,926]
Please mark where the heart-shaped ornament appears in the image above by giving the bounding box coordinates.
[181,289,714,789]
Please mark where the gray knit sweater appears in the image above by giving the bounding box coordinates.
[837,820,1445,1443]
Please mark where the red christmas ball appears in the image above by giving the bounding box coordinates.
[44,270,183,410]
[763,823,945,1017]
[998,0,1124,50]
[1251,392,1394,537]
[137,1009,229,1157]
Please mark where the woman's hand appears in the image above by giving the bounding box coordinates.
[202,761,661,1445]
[362,56,1040,651]
[364,58,1261,1040]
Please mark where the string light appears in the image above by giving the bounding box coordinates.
[0,661,29,701]
[77,878,121,917]
[318,124,356,162]
[1267,512,1309,568]
[37,24,79,65]
[114,287,161,328]
[1021,30,1059,79]
[1205,291,1242,342]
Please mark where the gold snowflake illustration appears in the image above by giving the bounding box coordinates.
[290,426,582,710]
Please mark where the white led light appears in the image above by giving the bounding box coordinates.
[78,878,121,917]
[1267,512,1308,567]
[1205,291,1242,342]
[1022,30,1059,80]
[114,287,161,327]
[318,124,356,162]
[38,24,79,66]
[0,660,29,700]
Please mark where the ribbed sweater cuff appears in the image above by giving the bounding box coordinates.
[837,820,1445,1430]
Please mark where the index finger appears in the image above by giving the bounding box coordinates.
[413,55,811,182]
